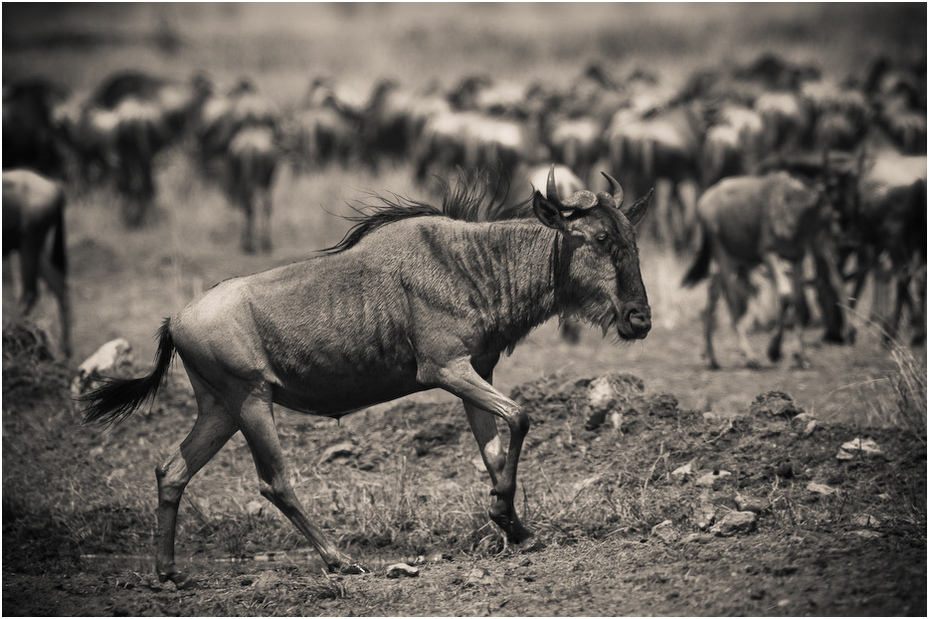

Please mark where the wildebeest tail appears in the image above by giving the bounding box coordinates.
[681,231,712,287]
[80,318,175,428]
[51,191,67,276]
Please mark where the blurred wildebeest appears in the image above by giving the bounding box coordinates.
[607,94,703,252]
[828,138,927,344]
[862,55,926,154]
[801,79,870,151]
[81,166,653,585]
[682,171,844,369]
[81,70,210,225]
[362,78,451,166]
[448,74,527,118]
[197,78,282,253]
[2,78,69,177]
[701,103,765,187]
[2,169,71,357]
[283,77,367,172]
[413,108,548,192]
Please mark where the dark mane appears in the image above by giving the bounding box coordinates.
[321,169,533,254]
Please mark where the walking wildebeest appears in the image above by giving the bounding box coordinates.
[682,171,843,369]
[2,169,71,357]
[81,166,653,584]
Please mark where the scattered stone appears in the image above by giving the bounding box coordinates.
[749,391,803,420]
[696,470,731,488]
[385,563,420,579]
[671,462,694,481]
[582,373,645,431]
[836,438,885,460]
[695,490,717,530]
[681,532,706,544]
[790,412,818,436]
[70,338,134,398]
[651,519,679,543]
[852,513,881,528]
[319,441,357,464]
[807,482,840,496]
[246,500,264,516]
[465,567,499,585]
[710,511,757,536]
[735,493,770,514]
[253,571,281,589]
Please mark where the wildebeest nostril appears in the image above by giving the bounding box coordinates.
[627,306,651,334]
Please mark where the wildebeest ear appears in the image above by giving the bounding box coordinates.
[621,188,654,227]
[532,190,567,231]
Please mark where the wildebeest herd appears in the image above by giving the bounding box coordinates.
[3,52,925,361]
[3,49,926,582]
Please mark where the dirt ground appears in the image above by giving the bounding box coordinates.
[3,4,926,615]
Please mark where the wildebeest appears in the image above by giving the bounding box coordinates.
[2,78,69,178]
[829,142,927,344]
[2,169,71,357]
[608,99,703,252]
[196,79,282,253]
[682,171,842,369]
[81,166,652,583]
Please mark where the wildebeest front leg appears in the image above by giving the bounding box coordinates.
[432,359,531,544]
[764,254,809,368]
[463,399,532,544]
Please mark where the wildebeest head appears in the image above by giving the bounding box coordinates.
[532,165,653,340]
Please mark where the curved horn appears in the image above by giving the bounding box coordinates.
[546,164,561,205]
[601,171,625,207]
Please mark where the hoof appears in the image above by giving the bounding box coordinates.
[158,568,200,589]
[328,560,369,575]
[489,509,534,545]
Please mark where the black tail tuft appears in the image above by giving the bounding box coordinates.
[681,232,712,288]
[80,319,175,428]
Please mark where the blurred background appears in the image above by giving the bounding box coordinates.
[2,2,926,423]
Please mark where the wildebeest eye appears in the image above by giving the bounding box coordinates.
[594,231,608,243]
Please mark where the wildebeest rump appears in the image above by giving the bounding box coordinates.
[2,169,71,357]
[81,166,653,583]
[682,171,843,369]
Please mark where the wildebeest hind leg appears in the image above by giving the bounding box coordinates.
[234,384,366,574]
[154,369,239,585]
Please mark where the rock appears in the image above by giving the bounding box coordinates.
[807,482,840,496]
[710,511,757,536]
[651,519,679,543]
[791,412,818,436]
[465,567,499,585]
[836,438,885,460]
[385,563,420,579]
[852,513,881,528]
[749,391,803,419]
[70,338,134,398]
[696,490,717,530]
[735,493,770,514]
[671,462,694,481]
[319,441,357,464]
[695,470,731,488]
[582,373,645,432]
